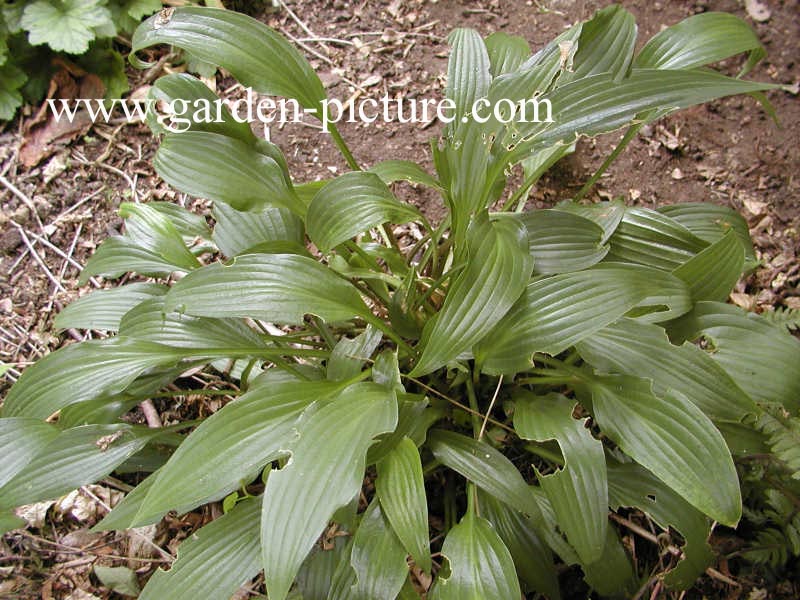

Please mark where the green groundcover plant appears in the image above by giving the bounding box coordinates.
[0,0,164,120]
[2,5,800,599]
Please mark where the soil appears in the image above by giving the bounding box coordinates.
[0,0,798,598]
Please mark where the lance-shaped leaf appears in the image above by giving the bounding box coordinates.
[445,28,491,135]
[580,526,637,598]
[118,202,201,272]
[54,283,167,332]
[155,131,298,214]
[133,7,326,112]
[367,160,442,191]
[559,5,637,83]
[485,31,531,76]
[80,236,192,283]
[605,207,709,271]
[510,68,777,158]
[0,418,59,488]
[147,72,256,141]
[514,392,607,564]
[668,302,800,411]
[165,253,370,325]
[576,318,756,422]
[555,200,625,245]
[672,230,743,302]
[134,379,344,525]
[429,511,521,600]
[586,375,741,526]
[328,326,382,382]
[607,461,713,590]
[135,201,212,242]
[0,424,160,509]
[475,263,687,374]
[428,430,543,523]
[375,437,431,572]
[515,209,608,274]
[261,383,397,600]
[657,202,757,270]
[348,500,409,600]
[477,491,560,599]
[634,12,764,73]
[2,339,184,419]
[119,297,267,351]
[94,470,160,531]
[411,214,533,376]
[296,540,349,600]
[307,172,421,253]
[140,497,262,600]
[442,29,492,244]
[212,202,304,258]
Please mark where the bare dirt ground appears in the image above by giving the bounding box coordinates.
[0,0,798,598]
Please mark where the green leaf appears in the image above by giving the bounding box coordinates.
[2,339,183,419]
[0,511,25,535]
[668,302,800,411]
[119,297,267,351]
[328,326,382,382]
[0,424,158,509]
[76,41,129,100]
[475,263,689,374]
[0,418,59,487]
[94,565,141,597]
[608,461,713,590]
[154,131,298,214]
[586,375,741,526]
[146,73,254,140]
[445,28,491,134]
[605,206,709,270]
[657,202,757,270]
[428,430,542,523]
[307,172,421,253]
[367,160,442,191]
[165,253,371,325]
[515,209,608,274]
[672,230,743,302]
[261,383,397,600]
[349,500,409,600]
[561,5,637,83]
[21,0,112,54]
[412,213,533,376]
[133,7,326,112]
[375,437,431,572]
[441,28,492,245]
[296,541,348,600]
[477,491,560,599]
[576,318,756,422]
[485,31,531,76]
[510,68,777,159]
[635,12,764,73]
[93,470,159,531]
[212,202,304,258]
[134,379,343,525]
[146,201,212,241]
[514,392,607,564]
[80,237,188,283]
[580,525,637,598]
[555,199,625,245]
[140,497,261,600]
[54,283,167,332]
[0,62,25,120]
[429,511,521,600]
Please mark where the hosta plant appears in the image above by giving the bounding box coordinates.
[2,5,799,599]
